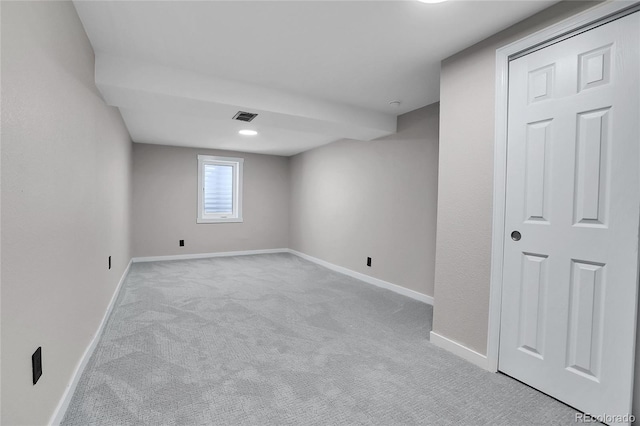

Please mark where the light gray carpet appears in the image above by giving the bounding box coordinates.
[62,253,580,425]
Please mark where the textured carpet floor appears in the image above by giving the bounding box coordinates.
[62,253,580,425]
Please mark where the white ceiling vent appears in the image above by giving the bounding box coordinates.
[232,111,258,122]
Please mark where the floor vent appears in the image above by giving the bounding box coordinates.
[232,111,258,122]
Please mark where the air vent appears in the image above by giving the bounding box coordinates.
[232,111,258,122]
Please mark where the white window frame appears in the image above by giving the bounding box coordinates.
[197,155,243,223]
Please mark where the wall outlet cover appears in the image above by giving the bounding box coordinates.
[32,347,42,385]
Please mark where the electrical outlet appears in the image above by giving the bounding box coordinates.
[179,240,185,247]
[108,256,111,270]
[367,257,372,267]
[32,347,42,385]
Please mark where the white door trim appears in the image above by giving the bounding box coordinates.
[487,0,640,373]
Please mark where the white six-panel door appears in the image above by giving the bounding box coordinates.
[499,12,640,420]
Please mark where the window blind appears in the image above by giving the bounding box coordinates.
[203,164,234,214]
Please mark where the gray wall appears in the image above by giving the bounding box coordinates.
[132,143,289,257]
[289,104,439,297]
[1,2,133,425]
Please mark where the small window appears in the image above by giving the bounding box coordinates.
[197,155,243,223]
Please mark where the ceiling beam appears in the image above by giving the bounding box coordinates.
[95,54,397,142]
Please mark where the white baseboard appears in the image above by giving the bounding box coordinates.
[49,259,133,426]
[287,249,434,305]
[132,248,289,263]
[430,331,490,371]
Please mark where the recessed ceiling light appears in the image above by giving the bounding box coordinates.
[417,0,448,3]
[389,100,402,108]
[239,130,258,136]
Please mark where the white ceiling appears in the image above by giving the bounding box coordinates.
[74,0,557,156]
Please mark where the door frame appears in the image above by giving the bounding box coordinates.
[487,0,640,373]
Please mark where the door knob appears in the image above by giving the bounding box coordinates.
[511,231,521,241]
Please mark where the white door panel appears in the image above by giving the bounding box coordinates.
[499,12,640,421]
